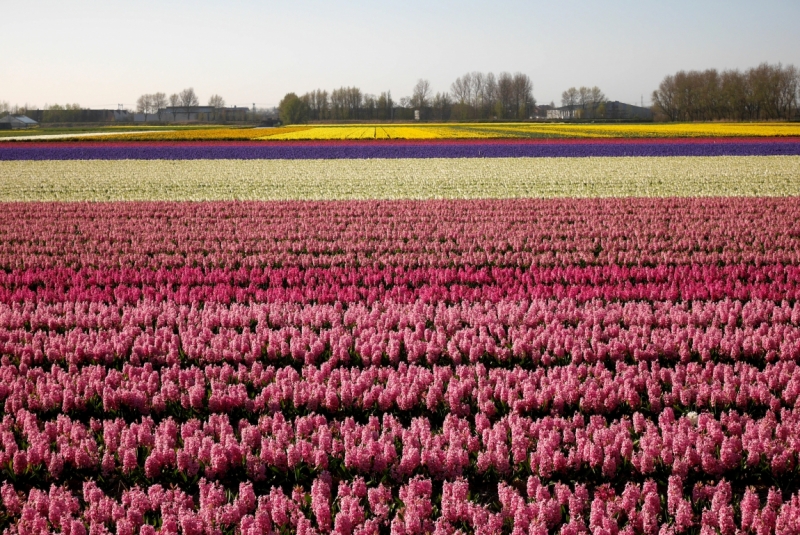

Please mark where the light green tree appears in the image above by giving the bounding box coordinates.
[278,93,309,125]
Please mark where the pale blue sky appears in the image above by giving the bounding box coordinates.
[2,0,799,110]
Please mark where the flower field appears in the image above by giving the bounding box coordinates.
[2,131,800,534]
[3,123,800,142]
[2,156,800,202]
[259,123,800,141]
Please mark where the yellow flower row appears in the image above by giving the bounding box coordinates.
[467,122,800,138]
[266,125,511,140]
[51,122,800,142]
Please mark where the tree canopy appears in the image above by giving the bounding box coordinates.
[278,93,308,125]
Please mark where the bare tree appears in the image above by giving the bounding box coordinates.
[653,62,799,121]
[449,71,534,120]
[179,88,199,108]
[512,73,534,119]
[208,94,225,121]
[362,94,377,119]
[432,92,452,121]
[483,73,498,118]
[136,94,154,121]
[411,79,432,110]
[470,72,485,118]
[328,87,362,120]
[497,72,514,118]
[375,92,390,121]
[316,89,330,120]
[347,87,362,119]
[482,74,494,117]
[169,93,180,108]
[652,76,679,120]
[302,89,328,121]
[330,88,344,120]
[450,75,471,105]
[588,86,605,117]
[208,94,225,108]
[177,88,199,121]
[561,87,579,117]
[577,87,591,118]
[151,92,167,121]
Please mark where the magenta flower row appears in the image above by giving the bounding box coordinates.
[2,264,800,304]
[1,198,798,271]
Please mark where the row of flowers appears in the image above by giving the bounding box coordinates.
[4,357,800,419]
[2,298,800,368]
[4,475,800,535]
[1,198,798,270]
[2,169,800,534]
[9,123,800,142]
[9,137,800,147]
[169,121,800,141]
[3,140,800,160]
[2,264,800,304]
[78,126,314,142]
[2,408,800,483]
[10,121,793,141]
[2,156,799,201]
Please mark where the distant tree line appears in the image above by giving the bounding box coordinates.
[652,62,800,121]
[136,92,168,121]
[281,72,536,124]
[136,88,221,118]
[133,88,256,122]
[449,72,535,120]
[300,88,397,121]
[30,103,84,123]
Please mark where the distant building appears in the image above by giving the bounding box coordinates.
[545,101,653,120]
[533,105,554,118]
[22,109,130,123]
[603,101,653,120]
[547,107,575,119]
[0,114,39,129]
[134,106,251,122]
[20,106,249,124]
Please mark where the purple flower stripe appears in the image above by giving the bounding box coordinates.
[2,140,800,160]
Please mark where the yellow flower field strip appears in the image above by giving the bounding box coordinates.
[469,123,800,139]
[263,122,800,140]
[37,122,800,142]
[2,156,798,202]
[266,125,511,140]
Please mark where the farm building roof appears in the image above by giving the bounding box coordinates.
[0,114,38,125]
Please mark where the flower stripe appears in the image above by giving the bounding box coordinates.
[2,138,800,160]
